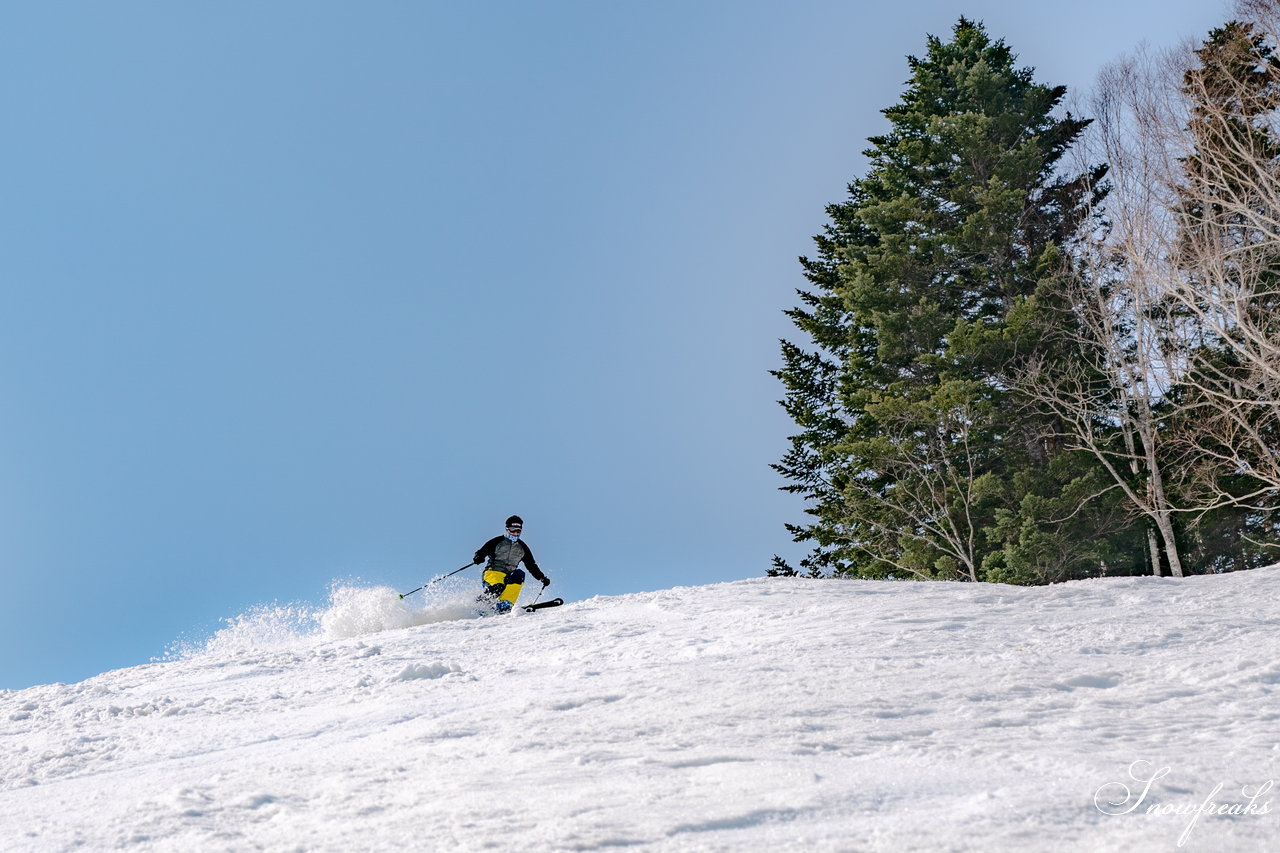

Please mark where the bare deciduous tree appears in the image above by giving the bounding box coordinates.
[1011,50,1193,577]
[1164,1,1280,505]
[838,388,991,581]
[1016,7,1280,576]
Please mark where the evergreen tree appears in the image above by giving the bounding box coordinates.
[774,19,1134,582]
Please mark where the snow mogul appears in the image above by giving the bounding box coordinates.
[472,515,550,613]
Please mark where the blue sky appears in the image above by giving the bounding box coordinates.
[1,1,1229,689]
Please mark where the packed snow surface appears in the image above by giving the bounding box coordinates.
[2,571,1278,852]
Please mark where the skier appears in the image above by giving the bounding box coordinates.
[473,515,550,613]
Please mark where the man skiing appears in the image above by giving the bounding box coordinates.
[473,515,550,613]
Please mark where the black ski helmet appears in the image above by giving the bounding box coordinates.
[505,515,523,528]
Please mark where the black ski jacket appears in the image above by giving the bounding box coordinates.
[474,536,547,584]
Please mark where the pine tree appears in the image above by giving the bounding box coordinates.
[774,19,1133,582]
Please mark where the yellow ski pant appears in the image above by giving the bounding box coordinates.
[483,569,523,605]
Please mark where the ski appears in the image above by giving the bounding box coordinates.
[524,598,564,613]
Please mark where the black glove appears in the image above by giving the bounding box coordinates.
[473,556,484,565]
[540,576,551,588]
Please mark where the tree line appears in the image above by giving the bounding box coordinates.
[772,1,1280,583]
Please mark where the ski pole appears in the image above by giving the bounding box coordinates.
[399,562,475,599]
[526,581,549,608]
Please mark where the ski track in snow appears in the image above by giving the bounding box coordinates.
[2,572,1278,851]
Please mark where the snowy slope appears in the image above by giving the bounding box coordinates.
[2,571,1278,852]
